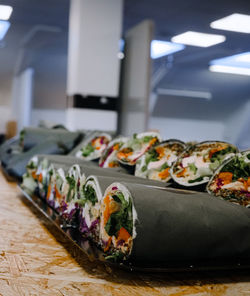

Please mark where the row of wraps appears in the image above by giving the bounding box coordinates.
[73,131,250,207]
[22,154,250,266]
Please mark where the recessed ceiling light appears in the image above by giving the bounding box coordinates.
[0,20,10,41]
[171,31,226,47]
[209,52,250,76]
[209,65,250,76]
[0,5,13,21]
[151,40,185,59]
[210,13,250,33]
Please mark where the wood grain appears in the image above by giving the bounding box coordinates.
[0,171,250,295]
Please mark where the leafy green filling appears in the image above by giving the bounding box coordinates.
[66,176,76,202]
[81,143,95,157]
[188,176,204,184]
[247,153,250,160]
[145,148,158,165]
[160,162,169,171]
[27,161,36,170]
[188,163,197,174]
[105,191,133,238]
[84,185,98,205]
[104,251,126,262]
[143,136,154,143]
[210,146,236,162]
[209,159,220,171]
[221,156,250,182]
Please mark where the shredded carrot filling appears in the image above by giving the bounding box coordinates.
[113,144,120,151]
[91,138,97,146]
[104,237,112,252]
[38,173,43,183]
[31,171,37,180]
[209,145,227,159]
[108,161,118,168]
[158,167,170,179]
[55,185,62,200]
[218,172,233,185]
[117,227,131,243]
[238,177,250,191]
[117,148,133,159]
[149,137,158,146]
[103,195,111,225]
[176,168,186,178]
[155,146,165,159]
[46,184,51,200]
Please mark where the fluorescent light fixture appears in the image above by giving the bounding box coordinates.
[157,88,212,100]
[0,5,13,21]
[210,13,250,33]
[171,31,226,47]
[0,20,10,41]
[209,65,250,76]
[151,40,185,59]
[209,52,250,76]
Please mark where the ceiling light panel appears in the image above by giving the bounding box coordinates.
[0,5,13,21]
[0,20,10,41]
[209,65,250,76]
[171,31,226,47]
[210,13,250,33]
[209,52,250,76]
[151,40,185,59]
[210,52,250,68]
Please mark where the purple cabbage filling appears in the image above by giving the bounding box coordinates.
[47,199,55,209]
[79,215,99,235]
[216,178,224,189]
[117,239,125,247]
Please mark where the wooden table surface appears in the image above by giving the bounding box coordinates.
[1,171,250,296]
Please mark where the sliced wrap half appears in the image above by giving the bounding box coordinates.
[99,137,129,168]
[135,139,186,182]
[170,141,238,187]
[100,180,250,266]
[60,164,86,222]
[117,132,161,166]
[207,150,250,206]
[75,132,112,161]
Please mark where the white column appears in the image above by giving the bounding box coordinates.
[66,0,123,131]
[12,68,34,132]
[67,0,123,97]
[119,20,154,136]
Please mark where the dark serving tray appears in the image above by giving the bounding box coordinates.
[18,185,250,273]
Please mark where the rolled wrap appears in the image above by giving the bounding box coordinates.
[21,127,83,151]
[207,150,250,207]
[75,132,112,161]
[117,132,161,166]
[135,139,186,182]
[100,181,250,266]
[60,164,86,222]
[0,137,22,168]
[99,137,129,168]
[170,141,238,187]
[79,175,114,243]
[33,154,168,188]
[6,138,68,180]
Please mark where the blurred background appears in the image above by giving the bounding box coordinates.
[0,0,249,149]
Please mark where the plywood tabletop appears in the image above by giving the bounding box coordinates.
[0,171,250,296]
